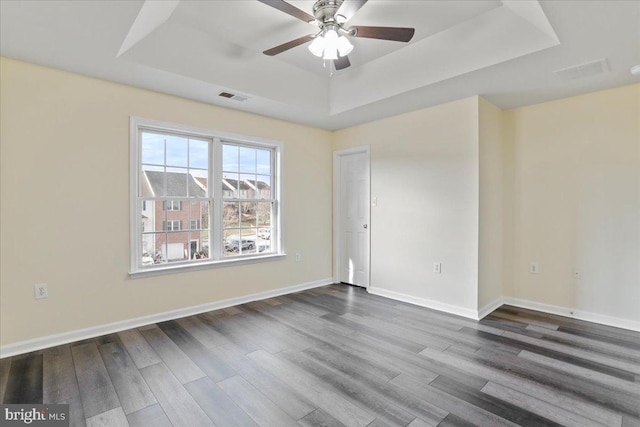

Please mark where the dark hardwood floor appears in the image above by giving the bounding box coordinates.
[1,284,639,426]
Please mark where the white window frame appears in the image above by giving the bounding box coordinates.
[164,220,181,231]
[164,200,182,211]
[129,117,285,277]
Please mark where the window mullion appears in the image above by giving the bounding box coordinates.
[212,137,223,260]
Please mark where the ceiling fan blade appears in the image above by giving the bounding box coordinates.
[257,0,315,23]
[334,55,351,70]
[263,34,314,56]
[352,26,415,42]
[336,0,368,22]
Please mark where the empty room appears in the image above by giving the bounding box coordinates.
[1,0,639,426]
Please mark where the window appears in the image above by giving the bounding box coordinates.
[130,117,282,274]
[163,200,182,211]
[163,220,181,231]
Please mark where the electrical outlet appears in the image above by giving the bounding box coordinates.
[295,253,301,262]
[433,262,441,274]
[573,269,582,280]
[372,197,377,207]
[35,283,48,299]
[530,262,539,274]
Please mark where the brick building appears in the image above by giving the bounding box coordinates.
[141,171,208,262]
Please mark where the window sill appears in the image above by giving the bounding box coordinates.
[129,253,287,279]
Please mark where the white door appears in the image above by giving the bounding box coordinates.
[336,149,370,288]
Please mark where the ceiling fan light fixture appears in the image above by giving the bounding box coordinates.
[308,35,325,57]
[323,47,338,60]
[337,35,353,57]
[322,29,339,59]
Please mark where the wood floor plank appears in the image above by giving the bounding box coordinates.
[98,341,157,414]
[504,330,640,375]
[157,320,236,382]
[185,376,258,427]
[233,305,316,352]
[429,375,563,427]
[518,349,640,397]
[489,310,560,330]
[347,332,485,390]
[140,362,214,426]
[61,394,87,427]
[71,342,120,418]
[43,344,80,404]
[175,315,232,349]
[406,418,437,427]
[420,346,625,425]
[218,375,300,427]
[282,349,416,426]
[302,339,401,382]
[85,407,129,427]
[248,349,376,427]
[435,413,477,427]
[623,416,640,427]
[117,329,161,369]
[138,325,205,384]
[481,381,609,427]
[299,408,348,427]
[525,324,640,363]
[0,357,11,403]
[126,404,172,427]
[390,373,519,427]
[322,313,427,353]
[198,313,262,354]
[208,344,316,420]
[3,352,43,404]
[341,312,452,351]
[298,341,449,426]
[459,327,638,381]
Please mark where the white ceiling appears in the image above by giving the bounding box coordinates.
[1,0,639,130]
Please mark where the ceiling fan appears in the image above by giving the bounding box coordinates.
[258,0,415,70]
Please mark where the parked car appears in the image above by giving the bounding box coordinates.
[225,239,255,251]
[258,228,271,240]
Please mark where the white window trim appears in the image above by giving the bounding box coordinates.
[164,219,181,231]
[129,116,285,277]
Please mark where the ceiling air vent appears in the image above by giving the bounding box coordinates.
[554,59,609,81]
[218,91,249,102]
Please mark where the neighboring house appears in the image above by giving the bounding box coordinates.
[141,171,208,262]
[209,177,271,200]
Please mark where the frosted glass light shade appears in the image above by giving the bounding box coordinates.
[308,36,325,57]
[337,36,353,57]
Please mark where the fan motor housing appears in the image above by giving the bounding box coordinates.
[313,0,344,22]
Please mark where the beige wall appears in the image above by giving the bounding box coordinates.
[478,97,505,308]
[2,56,638,348]
[333,97,480,313]
[505,84,640,322]
[0,58,333,346]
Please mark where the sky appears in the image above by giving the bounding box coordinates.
[141,132,271,180]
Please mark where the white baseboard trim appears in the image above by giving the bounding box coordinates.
[370,289,640,332]
[0,277,333,359]
[477,297,507,320]
[501,297,640,332]
[368,287,479,320]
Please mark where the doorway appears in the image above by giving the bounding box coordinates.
[333,147,370,289]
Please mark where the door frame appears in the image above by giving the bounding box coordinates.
[333,146,371,289]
